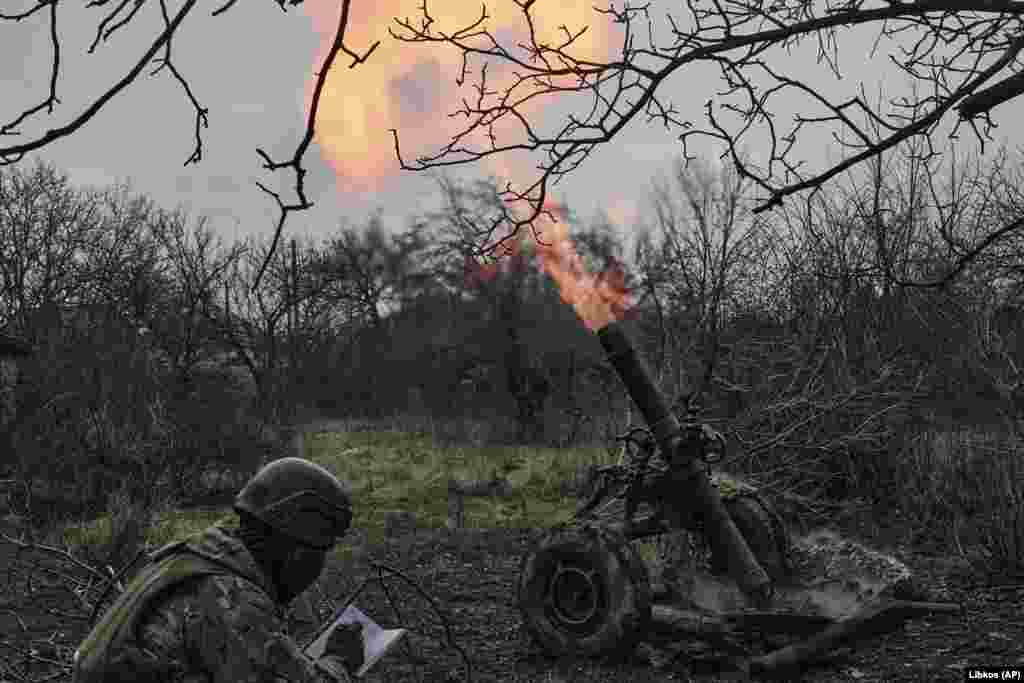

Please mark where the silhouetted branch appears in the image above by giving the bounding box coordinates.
[2,0,379,293]
[88,0,146,54]
[0,0,60,138]
[151,0,208,166]
[210,0,240,16]
[390,0,1024,264]
[959,70,1024,119]
[0,0,200,164]
[0,0,52,20]
[252,0,380,291]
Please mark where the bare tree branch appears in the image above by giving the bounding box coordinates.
[0,0,199,164]
[210,0,240,17]
[150,0,208,166]
[88,0,147,54]
[2,0,380,290]
[959,69,1024,118]
[6,0,1024,289]
[0,0,61,137]
[389,0,1024,263]
[251,0,380,291]
[0,0,53,21]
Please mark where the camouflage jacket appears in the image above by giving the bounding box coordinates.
[73,524,352,683]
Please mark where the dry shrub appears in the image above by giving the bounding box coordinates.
[964,442,1024,575]
[64,486,157,575]
[0,516,119,682]
[887,428,1023,573]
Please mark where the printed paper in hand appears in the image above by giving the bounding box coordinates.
[304,603,407,678]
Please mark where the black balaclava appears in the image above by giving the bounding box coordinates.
[237,511,326,605]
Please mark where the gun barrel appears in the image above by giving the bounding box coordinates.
[596,321,774,607]
[597,322,681,453]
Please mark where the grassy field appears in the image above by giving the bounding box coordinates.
[58,417,1024,577]
[60,425,627,562]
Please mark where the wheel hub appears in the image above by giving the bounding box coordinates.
[549,561,602,626]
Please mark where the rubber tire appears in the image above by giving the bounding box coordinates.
[517,524,651,657]
[710,494,791,581]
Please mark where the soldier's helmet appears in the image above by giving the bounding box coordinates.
[234,457,352,550]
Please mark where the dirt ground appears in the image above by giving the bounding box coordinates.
[322,526,1022,683]
[1,520,1021,682]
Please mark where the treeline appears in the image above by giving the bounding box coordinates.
[0,148,1021,566]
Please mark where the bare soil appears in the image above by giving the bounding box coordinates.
[323,526,1023,683]
[1,519,1021,682]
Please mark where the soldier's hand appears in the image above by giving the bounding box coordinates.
[324,623,364,674]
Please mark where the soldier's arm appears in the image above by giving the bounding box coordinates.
[189,574,353,683]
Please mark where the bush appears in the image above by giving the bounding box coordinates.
[63,487,154,572]
[853,426,1024,574]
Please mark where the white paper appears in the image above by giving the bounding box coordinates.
[304,603,407,678]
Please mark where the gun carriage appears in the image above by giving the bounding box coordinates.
[517,322,960,675]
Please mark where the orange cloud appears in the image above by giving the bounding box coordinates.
[303,0,624,196]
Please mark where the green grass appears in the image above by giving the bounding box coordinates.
[62,507,235,550]
[304,428,618,552]
[61,421,1024,576]
[62,425,621,562]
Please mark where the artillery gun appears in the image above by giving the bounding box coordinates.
[517,322,960,675]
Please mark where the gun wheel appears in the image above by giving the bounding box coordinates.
[709,493,791,581]
[517,524,651,657]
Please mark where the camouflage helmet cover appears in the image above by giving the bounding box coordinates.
[234,457,352,550]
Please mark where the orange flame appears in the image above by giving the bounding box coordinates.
[463,199,634,331]
[530,203,633,331]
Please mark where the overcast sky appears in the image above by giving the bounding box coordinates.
[3,0,1023,262]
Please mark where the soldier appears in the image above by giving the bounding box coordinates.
[73,457,364,682]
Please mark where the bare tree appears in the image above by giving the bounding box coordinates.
[0,163,113,510]
[412,174,632,442]
[643,157,772,408]
[0,0,379,288]
[415,176,549,437]
[0,162,105,331]
[727,142,1021,502]
[217,238,295,425]
[602,154,925,505]
[311,217,432,331]
[215,233,370,425]
[299,219,434,417]
[8,2,1024,286]
[144,208,244,394]
[0,170,187,518]
[785,141,1024,390]
[389,0,1024,274]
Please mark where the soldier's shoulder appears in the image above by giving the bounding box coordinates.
[201,572,274,602]
[193,571,281,629]
[143,571,268,629]
[141,569,214,624]
[138,576,207,657]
